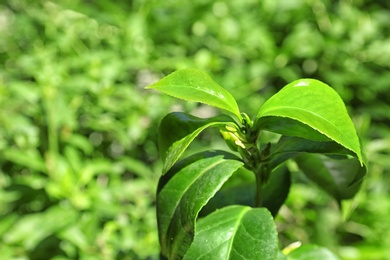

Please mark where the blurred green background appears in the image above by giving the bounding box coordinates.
[0,0,389,259]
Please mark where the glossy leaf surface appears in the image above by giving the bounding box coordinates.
[184,205,278,260]
[158,112,236,174]
[256,79,364,165]
[147,68,241,119]
[294,154,366,200]
[157,153,243,259]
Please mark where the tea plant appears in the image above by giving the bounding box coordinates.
[147,68,367,259]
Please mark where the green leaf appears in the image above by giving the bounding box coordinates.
[256,79,364,166]
[286,244,340,260]
[278,251,288,260]
[200,164,291,217]
[262,164,291,217]
[157,152,244,259]
[3,205,78,250]
[269,136,354,170]
[157,150,242,193]
[59,226,89,252]
[294,154,366,201]
[147,68,242,120]
[184,205,278,260]
[2,148,47,173]
[258,117,331,142]
[159,112,237,174]
[199,184,256,217]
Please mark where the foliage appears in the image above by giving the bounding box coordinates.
[0,1,164,258]
[0,0,389,259]
[149,68,366,259]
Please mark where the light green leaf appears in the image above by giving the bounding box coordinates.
[2,148,47,173]
[147,68,242,120]
[294,154,366,201]
[184,205,278,260]
[3,205,78,250]
[59,226,89,252]
[157,152,243,259]
[286,244,340,260]
[256,79,364,166]
[159,112,237,174]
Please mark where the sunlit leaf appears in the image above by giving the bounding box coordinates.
[184,205,278,260]
[147,68,242,120]
[256,79,364,166]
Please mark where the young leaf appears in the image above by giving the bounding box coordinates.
[146,68,242,120]
[256,79,364,166]
[184,205,278,260]
[158,112,237,174]
[294,154,366,201]
[157,152,243,259]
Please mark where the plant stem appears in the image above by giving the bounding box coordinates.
[255,168,263,207]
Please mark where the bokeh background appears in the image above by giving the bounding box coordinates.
[0,0,389,259]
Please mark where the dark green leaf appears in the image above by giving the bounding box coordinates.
[184,205,278,260]
[159,112,237,174]
[294,154,366,201]
[157,150,242,193]
[157,152,243,259]
[147,68,242,120]
[269,136,354,170]
[201,164,291,217]
[256,79,364,166]
[199,184,255,217]
[262,164,291,217]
